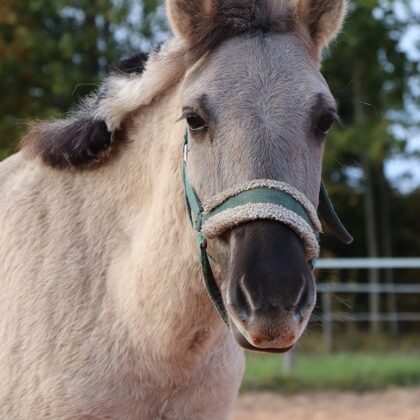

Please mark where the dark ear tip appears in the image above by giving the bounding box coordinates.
[23,118,117,170]
[85,120,112,154]
[67,119,114,167]
[113,52,150,75]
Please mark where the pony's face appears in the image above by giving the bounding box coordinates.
[182,32,336,352]
[175,0,347,353]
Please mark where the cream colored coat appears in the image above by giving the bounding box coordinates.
[0,83,244,419]
[0,0,348,417]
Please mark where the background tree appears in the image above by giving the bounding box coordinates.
[321,0,420,334]
[0,0,163,160]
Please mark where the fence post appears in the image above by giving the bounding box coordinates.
[385,271,399,337]
[283,351,294,374]
[369,281,380,334]
[322,290,333,354]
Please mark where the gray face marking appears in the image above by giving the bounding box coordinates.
[183,32,336,206]
[182,31,337,352]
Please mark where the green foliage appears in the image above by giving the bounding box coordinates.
[323,0,409,162]
[242,352,420,393]
[319,1,420,285]
[242,331,420,393]
[0,0,163,155]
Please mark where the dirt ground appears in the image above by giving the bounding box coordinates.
[232,388,420,420]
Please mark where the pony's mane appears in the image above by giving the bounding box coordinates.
[21,39,190,169]
[21,1,307,169]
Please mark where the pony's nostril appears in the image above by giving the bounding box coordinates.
[293,308,304,324]
[234,277,252,323]
[293,276,314,323]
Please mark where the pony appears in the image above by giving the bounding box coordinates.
[0,0,348,418]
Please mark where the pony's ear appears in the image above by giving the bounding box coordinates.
[166,0,217,43]
[21,118,116,169]
[294,0,347,54]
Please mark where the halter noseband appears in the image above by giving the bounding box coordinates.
[182,131,352,325]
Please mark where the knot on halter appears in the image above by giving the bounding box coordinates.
[201,180,321,262]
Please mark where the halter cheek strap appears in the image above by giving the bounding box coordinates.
[182,132,352,325]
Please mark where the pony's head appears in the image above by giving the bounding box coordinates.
[170,0,347,352]
[21,0,348,354]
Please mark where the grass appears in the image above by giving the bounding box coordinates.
[242,352,420,393]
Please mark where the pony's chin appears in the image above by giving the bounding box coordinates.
[229,321,295,354]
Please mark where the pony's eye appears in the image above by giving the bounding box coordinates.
[316,112,336,135]
[186,113,208,133]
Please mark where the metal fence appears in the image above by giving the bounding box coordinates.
[282,258,420,372]
[316,258,420,353]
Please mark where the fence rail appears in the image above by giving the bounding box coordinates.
[320,313,420,322]
[317,283,420,293]
[283,258,420,372]
[316,258,420,354]
[315,257,420,269]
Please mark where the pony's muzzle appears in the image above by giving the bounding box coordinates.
[224,221,316,352]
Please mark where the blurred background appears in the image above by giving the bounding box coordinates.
[1,0,419,417]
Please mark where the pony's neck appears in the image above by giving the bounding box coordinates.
[109,83,225,361]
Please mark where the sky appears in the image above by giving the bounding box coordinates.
[383,0,420,193]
